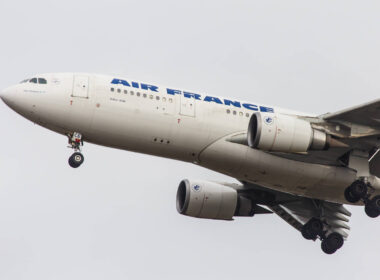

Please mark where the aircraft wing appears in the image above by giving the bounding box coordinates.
[228,99,380,168]
[322,99,380,127]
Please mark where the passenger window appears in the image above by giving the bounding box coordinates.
[130,91,134,96]
[143,93,147,98]
[137,92,141,97]
[226,109,231,114]
[150,95,153,99]
[239,112,243,116]
[111,88,115,92]
[163,97,166,102]
[169,98,173,103]
[233,111,237,115]
[156,96,160,100]
[117,88,121,93]
[124,90,128,94]
[30,78,38,83]
[38,78,47,84]
[246,113,250,117]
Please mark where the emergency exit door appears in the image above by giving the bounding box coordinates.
[72,75,89,98]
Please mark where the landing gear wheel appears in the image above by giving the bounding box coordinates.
[309,218,323,235]
[364,204,379,218]
[344,180,368,204]
[301,218,323,240]
[350,180,368,199]
[344,187,360,203]
[301,226,314,240]
[328,232,344,250]
[68,152,84,168]
[321,233,344,255]
[321,240,336,255]
[371,195,380,211]
[365,195,380,218]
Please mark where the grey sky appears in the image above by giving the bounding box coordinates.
[0,1,380,279]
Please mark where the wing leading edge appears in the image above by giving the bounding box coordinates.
[323,98,380,128]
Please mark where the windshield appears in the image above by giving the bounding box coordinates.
[20,77,48,84]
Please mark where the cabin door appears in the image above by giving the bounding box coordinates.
[179,95,195,117]
[72,75,89,98]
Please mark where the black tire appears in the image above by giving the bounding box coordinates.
[321,233,344,254]
[327,232,344,250]
[309,218,324,236]
[364,204,379,218]
[344,187,360,203]
[321,240,336,255]
[301,218,323,240]
[68,157,79,168]
[301,226,315,240]
[370,195,380,212]
[68,152,84,168]
[350,181,368,199]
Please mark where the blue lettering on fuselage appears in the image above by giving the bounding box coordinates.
[183,92,202,100]
[242,103,258,111]
[224,99,241,108]
[111,79,274,113]
[204,96,223,104]
[140,83,159,92]
[111,79,158,92]
[167,88,182,95]
[111,79,131,87]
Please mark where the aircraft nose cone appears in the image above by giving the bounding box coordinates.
[0,87,15,105]
[0,88,9,102]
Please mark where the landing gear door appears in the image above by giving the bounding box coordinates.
[180,95,195,117]
[72,75,89,98]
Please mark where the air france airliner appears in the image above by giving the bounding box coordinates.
[2,73,380,254]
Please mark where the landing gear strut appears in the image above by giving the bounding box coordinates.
[344,179,380,218]
[301,218,344,254]
[67,132,84,168]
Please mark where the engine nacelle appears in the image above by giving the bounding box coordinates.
[176,179,254,220]
[247,112,328,153]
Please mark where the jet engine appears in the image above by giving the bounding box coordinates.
[176,179,254,220]
[247,112,329,153]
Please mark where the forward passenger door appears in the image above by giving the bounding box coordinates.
[72,75,89,98]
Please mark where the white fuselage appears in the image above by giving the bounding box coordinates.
[1,73,358,203]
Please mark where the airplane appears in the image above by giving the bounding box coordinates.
[1,73,380,255]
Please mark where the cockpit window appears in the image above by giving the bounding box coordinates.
[24,77,48,84]
[38,78,47,84]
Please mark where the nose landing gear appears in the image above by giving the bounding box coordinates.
[68,152,84,168]
[67,132,84,168]
[344,179,380,218]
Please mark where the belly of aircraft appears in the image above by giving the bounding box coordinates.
[197,136,358,204]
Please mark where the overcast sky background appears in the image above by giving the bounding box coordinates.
[1,1,380,279]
